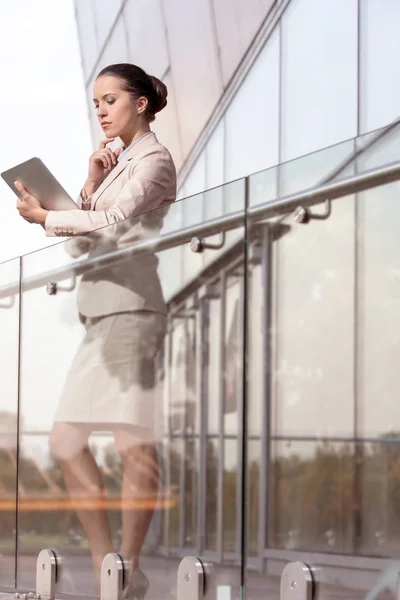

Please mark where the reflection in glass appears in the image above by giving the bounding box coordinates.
[223,439,237,552]
[359,181,400,438]
[247,442,260,557]
[20,207,170,596]
[207,294,222,435]
[359,441,400,556]
[169,320,186,434]
[270,441,354,553]
[205,438,219,551]
[185,311,198,435]
[272,196,355,437]
[280,0,357,161]
[184,439,199,548]
[248,263,263,437]
[0,259,19,587]
[224,275,241,435]
[168,439,182,548]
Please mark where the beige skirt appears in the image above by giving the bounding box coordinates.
[54,311,167,432]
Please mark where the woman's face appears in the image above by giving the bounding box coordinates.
[93,75,147,139]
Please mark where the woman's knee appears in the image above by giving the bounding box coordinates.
[114,426,156,457]
[49,423,90,462]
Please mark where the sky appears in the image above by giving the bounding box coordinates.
[0,0,93,454]
[0,0,92,263]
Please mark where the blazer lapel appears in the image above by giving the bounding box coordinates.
[91,132,158,209]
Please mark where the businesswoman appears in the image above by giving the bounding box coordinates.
[15,63,177,599]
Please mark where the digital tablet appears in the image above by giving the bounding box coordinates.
[1,157,78,210]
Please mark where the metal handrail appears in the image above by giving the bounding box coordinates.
[1,159,400,300]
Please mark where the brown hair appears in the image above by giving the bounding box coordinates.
[96,63,168,122]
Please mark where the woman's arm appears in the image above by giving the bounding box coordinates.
[45,150,176,237]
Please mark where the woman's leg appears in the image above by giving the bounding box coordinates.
[114,428,159,575]
[49,423,114,593]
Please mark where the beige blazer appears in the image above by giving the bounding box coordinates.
[45,132,176,318]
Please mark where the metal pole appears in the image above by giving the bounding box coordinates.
[2,160,400,301]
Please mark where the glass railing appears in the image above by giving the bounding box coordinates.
[0,122,400,600]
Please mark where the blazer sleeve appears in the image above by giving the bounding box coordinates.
[45,150,175,238]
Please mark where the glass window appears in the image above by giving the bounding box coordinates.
[206,120,225,189]
[75,0,99,80]
[359,0,400,134]
[184,311,200,435]
[359,441,400,556]
[184,438,199,547]
[152,71,184,171]
[279,139,356,197]
[212,0,243,85]
[248,263,264,437]
[162,0,223,154]
[272,194,355,437]
[224,274,242,435]
[213,0,275,85]
[169,320,187,434]
[280,0,358,161]
[225,27,280,181]
[182,189,205,282]
[357,128,400,438]
[247,441,261,557]
[223,439,238,552]
[92,0,123,49]
[124,0,169,79]
[184,153,206,198]
[269,441,355,553]
[249,165,278,208]
[96,16,129,74]
[86,77,103,149]
[207,294,222,435]
[168,438,183,547]
[205,120,225,219]
[205,438,219,550]
[358,180,400,438]
[0,259,19,587]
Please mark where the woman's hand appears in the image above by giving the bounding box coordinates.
[84,138,122,195]
[15,181,48,225]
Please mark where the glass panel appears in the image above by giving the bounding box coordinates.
[281,0,358,161]
[207,290,222,435]
[75,0,99,80]
[96,17,129,74]
[225,26,280,181]
[152,71,184,171]
[161,0,222,154]
[279,139,356,196]
[124,0,169,79]
[19,186,245,598]
[0,259,20,588]
[224,273,242,436]
[247,441,260,558]
[183,438,198,548]
[245,176,400,599]
[357,121,400,170]
[269,441,355,553]
[205,120,225,218]
[272,193,355,438]
[92,0,123,49]
[359,0,400,134]
[223,439,237,553]
[205,438,219,552]
[184,154,206,198]
[358,129,400,438]
[249,138,357,210]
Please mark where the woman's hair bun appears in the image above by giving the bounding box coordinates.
[148,75,168,113]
